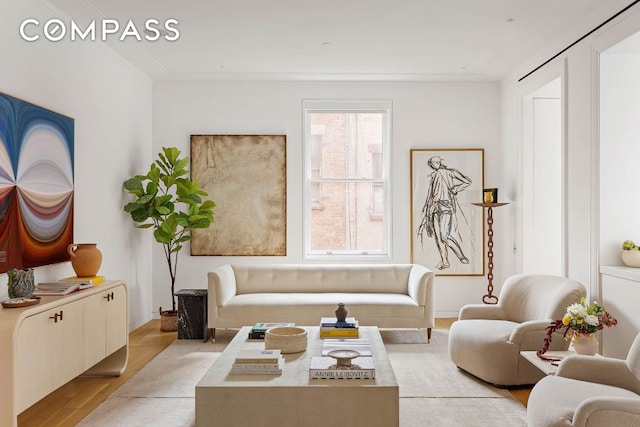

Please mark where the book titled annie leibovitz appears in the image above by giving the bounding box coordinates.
[309,356,375,380]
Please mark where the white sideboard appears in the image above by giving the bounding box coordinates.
[600,266,640,359]
[0,280,128,427]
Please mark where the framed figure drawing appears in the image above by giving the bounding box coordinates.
[410,148,484,276]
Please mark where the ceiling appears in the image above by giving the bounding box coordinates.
[47,0,637,82]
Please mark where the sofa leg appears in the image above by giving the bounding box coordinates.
[427,328,432,343]
[211,328,216,343]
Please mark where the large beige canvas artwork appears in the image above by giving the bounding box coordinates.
[190,135,286,256]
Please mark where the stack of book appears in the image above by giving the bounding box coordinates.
[319,316,359,338]
[33,275,105,296]
[33,282,92,296]
[230,349,284,375]
[248,322,296,339]
[59,275,105,285]
[309,355,375,379]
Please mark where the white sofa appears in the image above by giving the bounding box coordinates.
[207,264,435,342]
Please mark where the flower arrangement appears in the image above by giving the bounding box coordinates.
[537,297,618,360]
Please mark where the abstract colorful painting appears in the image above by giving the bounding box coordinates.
[0,93,74,273]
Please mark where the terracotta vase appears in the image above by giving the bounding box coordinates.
[67,243,102,277]
[573,335,599,356]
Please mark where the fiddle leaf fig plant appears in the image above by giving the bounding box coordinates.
[123,147,215,312]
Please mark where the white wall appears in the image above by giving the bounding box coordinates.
[600,52,640,264]
[501,5,640,299]
[598,43,640,356]
[0,1,154,331]
[153,81,501,317]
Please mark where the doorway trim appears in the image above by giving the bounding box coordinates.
[517,59,568,276]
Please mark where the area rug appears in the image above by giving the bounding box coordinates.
[78,329,526,426]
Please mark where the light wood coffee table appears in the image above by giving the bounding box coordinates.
[196,326,399,427]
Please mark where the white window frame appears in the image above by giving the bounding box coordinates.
[303,99,392,260]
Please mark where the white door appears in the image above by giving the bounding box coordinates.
[521,76,565,275]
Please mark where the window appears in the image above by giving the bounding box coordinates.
[303,100,391,258]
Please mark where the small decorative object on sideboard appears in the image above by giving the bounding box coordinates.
[537,297,618,360]
[1,296,40,308]
[67,243,102,277]
[621,240,640,267]
[7,267,35,298]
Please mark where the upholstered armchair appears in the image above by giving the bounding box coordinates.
[527,332,640,427]
[448,274,586,386]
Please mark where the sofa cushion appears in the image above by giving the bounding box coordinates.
[232,264,412,294]
[219,292,422,321]
[208,263,435,332]
[449,319,545,386]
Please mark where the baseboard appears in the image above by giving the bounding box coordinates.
[129,312,154,333]
[436,311,460,318]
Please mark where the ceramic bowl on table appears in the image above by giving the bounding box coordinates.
[264,326,308,353]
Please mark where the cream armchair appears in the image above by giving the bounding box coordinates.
[448,274,586,386]
[527,332,640,427]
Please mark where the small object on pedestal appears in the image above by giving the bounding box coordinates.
[335,303,348,323]
[483,188,498,203]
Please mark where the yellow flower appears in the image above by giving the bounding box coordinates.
[562,314,571,325]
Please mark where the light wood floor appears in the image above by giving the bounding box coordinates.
[18,318,530,426]
[18,320,177,427]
